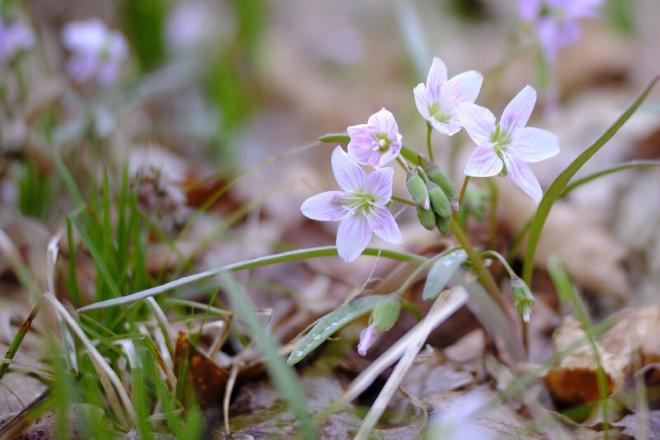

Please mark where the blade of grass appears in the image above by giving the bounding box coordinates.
[548,257,611,439]
[560,159,660,196]
[522,77,659,285]
[218,272,316,439]
[78,246,426,312]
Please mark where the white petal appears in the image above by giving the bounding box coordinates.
[336,215,372,263]
[510,127,559,163]
[443,70,483,106]
[464,147,503,177]
[366,167,394,204]
[332,146,366,192]
[426,57,448,99]
[413,83,432,121]
[367,206,403,244]
[300,191,347,222]
[501,85,537,134]
[455,103,496,147]
[506,157,543,203]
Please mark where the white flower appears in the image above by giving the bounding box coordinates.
[456,85,559,203]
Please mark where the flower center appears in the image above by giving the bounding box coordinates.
[372,133,392,153]
[429,103,451,123]
[490,124,511,176]
[342,190,377,215]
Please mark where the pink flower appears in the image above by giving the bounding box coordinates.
[456,85,559,203]
[347,108,403,168]
[62,19,128,86]
[357,324,377,356]
[300,147,403,263]
[0,18,34,64]
[413,57,483,136]
[520,0,602,62]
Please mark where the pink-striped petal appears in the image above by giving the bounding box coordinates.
[506,157,543,203]
[332,146,366,192]
[366,167,394,204]
[443,70,483,106]
[300,191,347,222]
[464,147,503,177]
[357,324,377,356]
[336,215,372,263]
[455,103,496,147]
[426,57,448,99]
[501,85,537,134]
[511,127,559,163]
[413,83,432,121]
[366,206,403,244]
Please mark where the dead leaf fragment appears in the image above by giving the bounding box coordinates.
[544,317,626,404]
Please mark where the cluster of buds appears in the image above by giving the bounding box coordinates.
[406,163,456,235]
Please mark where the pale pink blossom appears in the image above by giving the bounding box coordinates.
[456,85,559,203]
[520,0,602,62]
[62,19,128,86]
[300,147,403,263]
[347,108,402,168]
[0,18,34,64]
[413,57,483,136]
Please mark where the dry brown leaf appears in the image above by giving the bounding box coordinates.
[544,317,627,404]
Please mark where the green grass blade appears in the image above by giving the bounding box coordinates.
[287,295,384,366]
[522,76,659,285]
[218,272,316,440]
[560,159,660,196]
[78,247,426,312]
[548,257,611,437]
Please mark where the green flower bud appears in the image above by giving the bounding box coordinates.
[511,276,535,322]
[436,216,450,235]
[416,206,436,230]
[426,165,456,199]
[406,172,430,210]
[371,296,401,332]
[429,187,452,218]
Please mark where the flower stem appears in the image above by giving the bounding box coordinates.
[391,195,416,207]
[486,178,498,249]
[458,175,471,208]
[426,123,434,162]
[449,215,506,311]
[396,157,411,173]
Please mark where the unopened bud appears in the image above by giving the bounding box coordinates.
[436,216,450,235]
[406,172,430,210]
[511,276,535,322]
[371,296,401,332]
[429,187,452,218]
[426,165,455,199]
[417,206,436,230]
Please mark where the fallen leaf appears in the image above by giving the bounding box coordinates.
[612,410,660,440]
[544,317,626,404]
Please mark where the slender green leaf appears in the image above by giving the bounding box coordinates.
[318,132,349,143]
[287,295,383,366]
[422,250,467,301]
[522,77,659,285]
[219,273,316,440]
[78,247,425,312]
[561,159,660,196]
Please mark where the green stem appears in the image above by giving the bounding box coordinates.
[78,246,427,312]
[486,178,498,249]
[449,216,506,312]
[391,195,416,207]
[0,303,40,380]
[396,157,411,173]
[480,250,516,279]
[458,176,471,209]
[426,123,434,162]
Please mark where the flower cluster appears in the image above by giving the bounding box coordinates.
[62,19,128,86]
[301,56,560,355]
[0,17,34,64]
[520,0,602,62]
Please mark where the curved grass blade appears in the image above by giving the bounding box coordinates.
[78,247,425,312]
[522,76,659,285]
[287,295,383,366]
[422,250,467,301]
[561,159,660,196]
